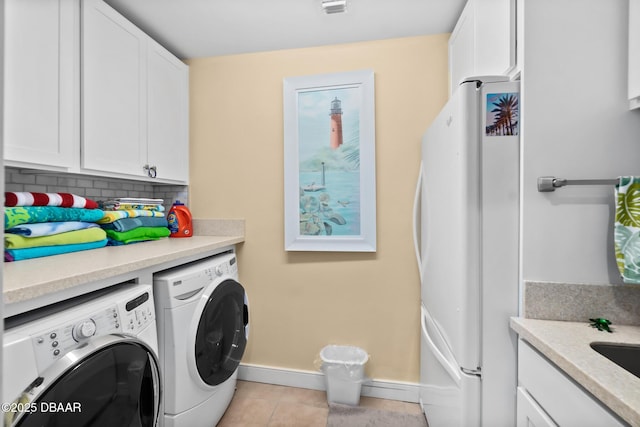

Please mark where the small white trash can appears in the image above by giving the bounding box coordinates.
[320,345,369,406]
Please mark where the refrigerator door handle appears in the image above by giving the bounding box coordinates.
[413,162,423,278]
[421,305,461,385]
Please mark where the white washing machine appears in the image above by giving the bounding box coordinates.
[153,250,249,427]
[3,283,161,427]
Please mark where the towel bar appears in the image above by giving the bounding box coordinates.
[537,176,619,192]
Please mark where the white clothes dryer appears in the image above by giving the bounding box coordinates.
[153,250,249,427]
[3,284,161,427]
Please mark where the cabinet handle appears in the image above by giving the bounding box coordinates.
[143,164,157,178]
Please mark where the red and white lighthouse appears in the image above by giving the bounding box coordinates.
[329,97,343,150]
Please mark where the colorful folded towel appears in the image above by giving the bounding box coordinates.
[104,226,170,245]
[5,192,98,209]
[100,217,169,233]
[97,210,165,225]
[6,221,99,237]
[104,197,164,205]
[5,207,105,229]
[614,176,640,283]
[5,228,107,249]
[98,202,166,212]
[5,239,108,262]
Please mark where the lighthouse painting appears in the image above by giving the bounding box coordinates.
[296,86,361,237]
[330,97,344,150]
[283,69,376,252]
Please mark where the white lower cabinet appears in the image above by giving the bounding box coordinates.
[517,339,626,427]
[4,0,79,170]
[517,387,557,427]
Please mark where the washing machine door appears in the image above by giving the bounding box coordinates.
[194,279,248,386]
[7,334,160,427]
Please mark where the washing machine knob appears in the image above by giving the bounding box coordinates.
[72,319,97,341]
[214,265,224,276]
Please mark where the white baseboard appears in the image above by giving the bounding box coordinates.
[238,363,420,403]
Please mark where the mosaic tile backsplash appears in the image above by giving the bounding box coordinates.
[5,168,188,212]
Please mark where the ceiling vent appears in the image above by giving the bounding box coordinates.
[322,0,347,14]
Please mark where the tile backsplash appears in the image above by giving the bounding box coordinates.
[5,168,188,212]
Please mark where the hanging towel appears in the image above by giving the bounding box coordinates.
[614,176,640,283]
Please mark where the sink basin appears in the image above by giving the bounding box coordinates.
[590,342,640,379]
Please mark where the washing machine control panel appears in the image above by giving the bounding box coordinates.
[31,305,122,372]
[209,257,237,278]
[30,290,155,373]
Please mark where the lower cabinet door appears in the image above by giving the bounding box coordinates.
[516,387,558,427]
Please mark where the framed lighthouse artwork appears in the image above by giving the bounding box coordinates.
[283,69,376,252]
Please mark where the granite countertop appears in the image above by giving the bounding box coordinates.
[511,317,640,426]
[3,219,244,316]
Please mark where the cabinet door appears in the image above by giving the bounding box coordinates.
[516,387,558,427]
[630,0,640,109]
[448,0,517,95]
[448,1,475,95]
[147,40,189,183]
[81,0,147,177]
[518,340,626,426]
[4,0,77,168]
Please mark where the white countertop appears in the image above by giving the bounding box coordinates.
[511,317,640,426]
[3,219,245,317]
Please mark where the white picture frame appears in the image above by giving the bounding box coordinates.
[283,69,376,252]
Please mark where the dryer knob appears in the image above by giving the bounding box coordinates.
[72,319,97,341]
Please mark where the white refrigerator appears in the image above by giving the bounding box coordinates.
[413,76,520,427]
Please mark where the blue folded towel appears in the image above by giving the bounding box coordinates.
[5,239,108,262]
[614,176,640,283]
[6,221,99,237]
[100,216,169,233]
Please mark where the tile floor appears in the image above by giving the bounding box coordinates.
[217,380,424,427]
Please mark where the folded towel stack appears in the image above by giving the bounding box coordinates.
[614,177,640,283]
[97,198,170,245]
[4,192,107,262]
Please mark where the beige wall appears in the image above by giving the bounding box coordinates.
[187,34,449,382]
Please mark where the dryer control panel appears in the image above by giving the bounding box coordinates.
[120,290,155,334]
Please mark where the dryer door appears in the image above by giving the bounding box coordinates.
[7,335,160,427]
[194,279,248,386]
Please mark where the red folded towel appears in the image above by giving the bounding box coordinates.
[4,192,98,209]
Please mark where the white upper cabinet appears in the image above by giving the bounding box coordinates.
[449,0,517,95]
[81,0,189,183]
[4,0,79,170]
[630,0,640,109]
[81,0,147,178]
[147,40,189,183]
